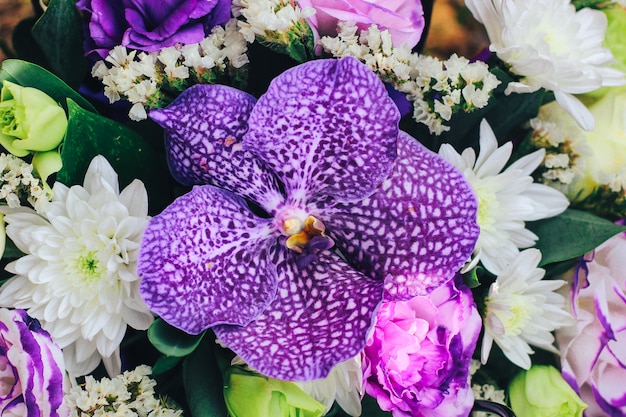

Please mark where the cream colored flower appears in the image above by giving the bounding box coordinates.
[0,155,153,376]
[439,119,569,275]
[465,0,625,130]
[481,249,573,369]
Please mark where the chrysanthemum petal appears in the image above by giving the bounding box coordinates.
[138,185,278,334]
[214,248,383,381]
[150,85,285,213]
[325,132,478,299]
[244,57,398,204]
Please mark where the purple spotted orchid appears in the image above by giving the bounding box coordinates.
[138,57,479,381]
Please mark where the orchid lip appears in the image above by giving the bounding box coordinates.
[274,207,334,263]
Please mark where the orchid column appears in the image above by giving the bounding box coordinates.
[138,57,479,381]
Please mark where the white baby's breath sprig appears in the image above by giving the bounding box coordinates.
[528,102,590,194]
[320,22,501,135]
[0,153,49,213]
[233,0,315,45]
[92,19,249,121]
[65,365,183,417]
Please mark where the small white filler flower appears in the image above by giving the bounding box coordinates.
[0,155,154,376]
[465,0,625,130]
[439,119,569,275]
[480,249,573,369]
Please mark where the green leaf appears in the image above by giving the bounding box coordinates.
[361,395,392,417]
[152,355,183,375]
[57,99,172,213]
[147,318,205,357]
[31,0,87,89]
[0,60,96,113]
[464,266,482,289]
[528,209,626,266]
[183,339,229,417]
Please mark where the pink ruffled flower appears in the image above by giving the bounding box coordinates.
[298,0,425,49]
[557,229,626,417]
[0,308,68,417]
[363,277,481,417]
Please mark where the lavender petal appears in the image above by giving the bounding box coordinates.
[325,132,479,299]
[150,85,285,213]
[244,57,399,205]
[214,247,383,381]
[138,185,278,334]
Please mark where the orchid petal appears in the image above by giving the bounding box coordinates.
[214,247,383,381]
[150,85,285,213]
[325,132,478,299]
[244,57,399,205]
[138,185,278,334]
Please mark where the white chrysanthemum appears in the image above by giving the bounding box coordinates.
[480,249,573,369]
[0,155,153,376]
[295,356,363,417]
[465,0,625,130]
[439,119,569,275]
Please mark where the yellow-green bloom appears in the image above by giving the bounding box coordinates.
[224,366,326,417]
[603,6,626,76]
[509,365,587,417]
[0,81,67,157]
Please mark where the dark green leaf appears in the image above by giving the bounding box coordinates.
[361,395,392,417]
[32,0,87,89]
[183,339,229,417]
[2,237,25,260]
[57,99,172,213]
[464,266,482,289]
[11,17,47,66]
[152,355,183,376]
[147,318,205,357]
[528,209,626,266]
[483,69,546,141]
[0,59,96,113]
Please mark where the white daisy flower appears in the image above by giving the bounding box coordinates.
[0,155,154,376]
[465,0,625,130]
[439,119,569,275]
[480,249,573,369]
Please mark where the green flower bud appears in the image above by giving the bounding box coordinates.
[603,6,626,75]
[509,365,587,417]
[224,366,326,417]
[0,81,67,157]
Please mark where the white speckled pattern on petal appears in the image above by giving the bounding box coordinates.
[138,185,278,334]
[214,247,383,381]
[150,85,285,214]
[325,132,478,299]
[244,57,399,205]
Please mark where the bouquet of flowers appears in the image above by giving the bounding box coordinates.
[0,0,625,415]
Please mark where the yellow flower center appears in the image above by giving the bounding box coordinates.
[284,215,327,254]
[475,184,499,231]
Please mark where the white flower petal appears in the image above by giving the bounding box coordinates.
[0,155,153,376]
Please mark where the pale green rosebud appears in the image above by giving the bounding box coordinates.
[0,81,67,157]
[224,367,326,417]
[509,365,587,417]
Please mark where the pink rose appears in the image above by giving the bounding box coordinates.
[363,277,481,417]
[556,229,626,417]
[0,308,68,417]
[298,0,425,49]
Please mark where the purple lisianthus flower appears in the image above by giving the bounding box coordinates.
[0,308,68,417]
[138,57,478,381]
[557,229,626,416]
[363,277,481,417]
[76,0,232,58]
